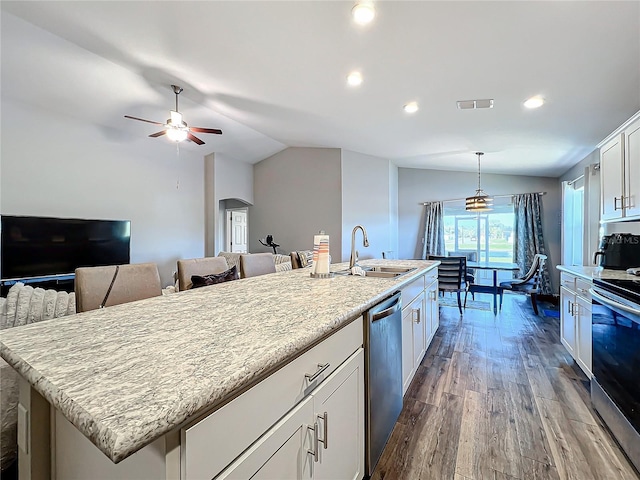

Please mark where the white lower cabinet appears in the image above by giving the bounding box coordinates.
[401,271,439,395]
[216,396,314,479]
[576,294,593,378]
[217,349,364,480]
[559,272,592,378]
[560,286,577,357]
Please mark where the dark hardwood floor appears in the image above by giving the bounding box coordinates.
[372,293,640,480]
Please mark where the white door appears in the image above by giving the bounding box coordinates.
[216,396,314,479]
[312,349,365,480]
[226,209,247,253]
[624,117,640,218]
[560,287,577,357]
[600,134,624,221]
[576,295,593,378]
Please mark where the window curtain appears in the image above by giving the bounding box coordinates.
[513,193,552,294]
[422,201,445,258]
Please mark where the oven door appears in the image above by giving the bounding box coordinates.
[590,286,640,434]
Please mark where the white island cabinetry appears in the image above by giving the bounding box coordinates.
[401,269,439,394]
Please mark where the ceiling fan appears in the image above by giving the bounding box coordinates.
[125,85,222,145]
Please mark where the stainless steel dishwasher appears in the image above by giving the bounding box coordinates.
[364,291,403,476]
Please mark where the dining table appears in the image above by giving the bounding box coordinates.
[467,261,520,314]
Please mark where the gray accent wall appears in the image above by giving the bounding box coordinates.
[398,167,562,293]
[249,147,343,258]
[341,150,397,262]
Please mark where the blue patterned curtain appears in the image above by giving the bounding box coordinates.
[422,202,445,258]
[513,193,551,294]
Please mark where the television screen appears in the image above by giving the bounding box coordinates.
[1,215,130,280]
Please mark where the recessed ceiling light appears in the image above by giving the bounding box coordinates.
[524,96,545,109]
[404,102,419,114]
[347,71,363,87]
[352,2,375,25]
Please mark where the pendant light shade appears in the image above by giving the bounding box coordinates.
[465,152,493,212]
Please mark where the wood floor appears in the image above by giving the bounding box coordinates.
[372,294,640,480]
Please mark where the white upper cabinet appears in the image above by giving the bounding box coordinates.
[600,111,640,222]
[624,117,640,218]
[600,134,625,221]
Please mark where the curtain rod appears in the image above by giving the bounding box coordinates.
[422,191,546,205]
[567,174,584,186]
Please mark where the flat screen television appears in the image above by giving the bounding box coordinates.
[1,215,130,280]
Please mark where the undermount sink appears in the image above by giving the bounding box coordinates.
[333,265,416,278]
[363,266,416,278]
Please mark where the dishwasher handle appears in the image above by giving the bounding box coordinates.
[371,301,401,322]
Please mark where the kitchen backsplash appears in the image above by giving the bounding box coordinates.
[604,222,640,235]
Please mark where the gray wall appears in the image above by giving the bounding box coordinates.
[1,98,205,286]
[341,150,396,262]
[249,147,343,258]
[398,167,562,293]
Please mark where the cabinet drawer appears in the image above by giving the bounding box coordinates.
[402,275,425,309]
[424,268,437,285]
[181,318,363,480]
[576,278,592,301]
[560,273,576,291]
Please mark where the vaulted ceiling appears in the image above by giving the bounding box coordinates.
[2,1,639,176]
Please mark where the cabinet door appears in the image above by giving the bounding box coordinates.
[401,303,415,395]
[624,118,640,218]
[560,286,577,358]
[216,396,314,480]
[426,279,439,345]
[576,295,593,379]
[411,293,426,368]
[601,134,625,221]
[312,349,364,480]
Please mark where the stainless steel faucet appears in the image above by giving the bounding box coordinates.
[349,225,369,269]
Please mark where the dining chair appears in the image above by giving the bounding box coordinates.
[240,253,276,278]
[177,257,230,291]
[447,251,477,299]
[499,254,547,315]
[427,255,469,315]
[75,262,162,313]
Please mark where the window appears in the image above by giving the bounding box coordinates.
[443,198,515,263]
[562,179,584,266]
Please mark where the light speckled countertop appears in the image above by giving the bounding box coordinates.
[0,259,437,463]
[556,264,640,282]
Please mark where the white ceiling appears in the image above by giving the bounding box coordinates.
[2,1,639,176]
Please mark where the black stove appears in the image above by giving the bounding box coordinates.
[594,277,640,301]
[591,276,640,473]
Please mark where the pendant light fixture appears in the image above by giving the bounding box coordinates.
[465,152,493,211]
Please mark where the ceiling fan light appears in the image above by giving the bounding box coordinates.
[166,127,188,142]
[524,96,545,109]
[352,2,375,25]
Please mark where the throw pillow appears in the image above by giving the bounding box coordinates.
[191,265,239,288]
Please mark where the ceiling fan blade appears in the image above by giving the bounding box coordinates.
[124,115,164,125]
[149,130,167,138]
[190,127,222,135]
[187,133,205,145]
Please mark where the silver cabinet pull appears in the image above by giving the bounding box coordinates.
[614,196,622,210]
[305,363,330,382]
[307,423,319,462]
[412,308,421,324]
[567,301,573,314]
[317,412,328,449]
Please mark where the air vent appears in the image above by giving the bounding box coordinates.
[457,99,494,110]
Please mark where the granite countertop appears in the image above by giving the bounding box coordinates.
[0,259,437,463]
[556,264,640,282]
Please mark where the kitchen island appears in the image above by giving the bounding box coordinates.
[0,259,438,479]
